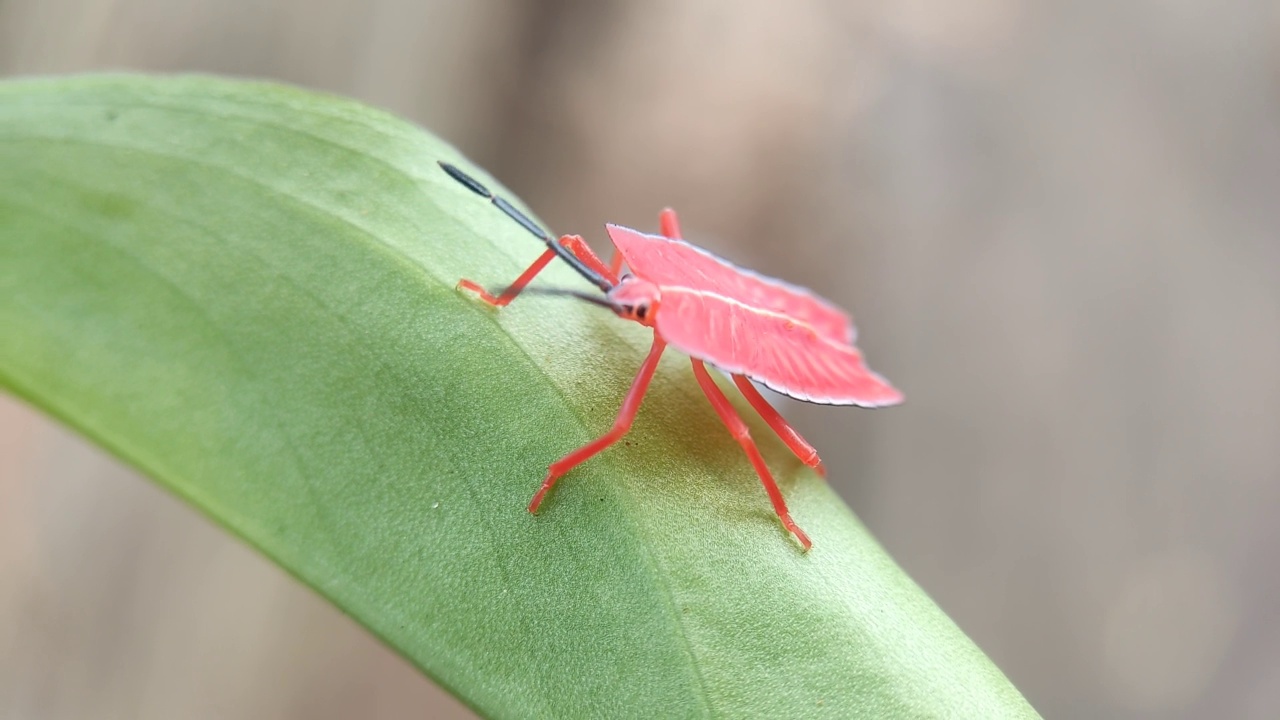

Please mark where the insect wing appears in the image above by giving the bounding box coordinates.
[655,287,903,407]
[606,224,855,344]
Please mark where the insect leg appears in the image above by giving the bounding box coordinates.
[731,375,826,478]
[658,208,683,240]
[458,247,557,307]
[690,360,812,551]
[528,335,667,513]
[458,235,620,307]
[559,235,620,286]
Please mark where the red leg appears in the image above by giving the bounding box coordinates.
[690,360,812,550]
[458,247,556,307]
[559,234,620,286]
[659,207,683,240]
[529,335,667,512]
[732,375,826,478]
[459,235,619,307]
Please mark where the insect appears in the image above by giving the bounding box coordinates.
[439,161,902,550]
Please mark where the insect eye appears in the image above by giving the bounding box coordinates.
[634,305,648,320]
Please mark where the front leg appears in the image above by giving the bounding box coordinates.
[459,235,620,308]
[691,360,812,550]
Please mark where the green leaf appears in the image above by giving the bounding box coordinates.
[0,74,1038,719]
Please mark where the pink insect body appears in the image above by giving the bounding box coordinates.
[604,224,904,407]
[440,162,902,550]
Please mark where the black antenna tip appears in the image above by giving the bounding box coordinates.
[439,161,491,198]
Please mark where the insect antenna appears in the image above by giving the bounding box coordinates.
[516,286,621,312]
[439,161,614,293]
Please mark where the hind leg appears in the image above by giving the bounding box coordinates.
[731,376,826,477]
[691,360,812,550]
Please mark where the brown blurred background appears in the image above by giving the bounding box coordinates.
[2,1,1278,718]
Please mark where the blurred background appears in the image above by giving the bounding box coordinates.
[2,1,1278,717]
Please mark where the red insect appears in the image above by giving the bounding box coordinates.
[440,161,902,550]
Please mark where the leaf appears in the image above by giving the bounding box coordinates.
[0,75,1039,718]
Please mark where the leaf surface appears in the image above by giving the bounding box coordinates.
[0,75,1038,719]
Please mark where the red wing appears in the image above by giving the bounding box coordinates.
[606,224,856,345]
[654,287,902,407]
